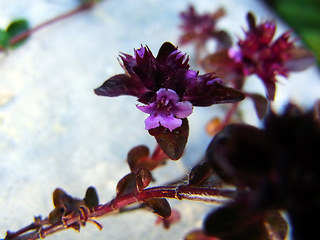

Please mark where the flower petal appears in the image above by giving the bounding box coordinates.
[160,115,183,132]
[174,101,193,118]
[144,115,161,130]
[156,88,179,102]
[145,114,182,132]
[136,104,155,114]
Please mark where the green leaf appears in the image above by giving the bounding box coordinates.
[0,29,9,48]
[6,19,30,48]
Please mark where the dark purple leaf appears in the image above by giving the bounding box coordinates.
[204,203,268,240]
[94,74,146,97]
[262,78,276,101]
[52,188,73,208]
[48,207,65,224]
[188,161,213,186]
[84,186,99,208]
[284,47,315,71]
[213,30,233,50]
[148,118,189,160]
[184,80,245,106]
[136,168,152,191]
[50,188,75,224]
[127,145,150,172]
[144,198,171,218]
[247,12,256,31]
[200,50,245,88]
[248,93,269,119]
[156,42,177,63]
[116,173,137,197]
[206,124,269,188]
[201,50,232,73]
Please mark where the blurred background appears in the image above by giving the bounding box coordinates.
[0,0,319,239]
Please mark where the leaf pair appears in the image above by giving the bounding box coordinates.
[116,168,152,197]
[49,187,99,226]
[116,170,171,219]
[127,145,169,172]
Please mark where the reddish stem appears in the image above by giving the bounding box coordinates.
[220,102,239,129]
[94,185,234,218]
[0,2,95,51]
[6,185,235,240]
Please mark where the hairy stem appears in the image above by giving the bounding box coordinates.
[5,185,235,240]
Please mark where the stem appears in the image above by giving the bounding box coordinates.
[0,2,95,51]
[94,185,234,218]
[220,102,239,129]
[5,185,235,240]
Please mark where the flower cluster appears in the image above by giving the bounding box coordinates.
[95,42,244,159]
[199,11,315,101]
[230,13,314,99]
[179,5,226,46]
[95,42,244,131]
[179,5,231,64]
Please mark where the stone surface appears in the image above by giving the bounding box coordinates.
[0,0,319,239]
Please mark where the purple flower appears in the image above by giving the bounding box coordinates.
[179,5,227,47]
[137,88,193,131]
[231,12,315,100]
[95,42,244,131]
